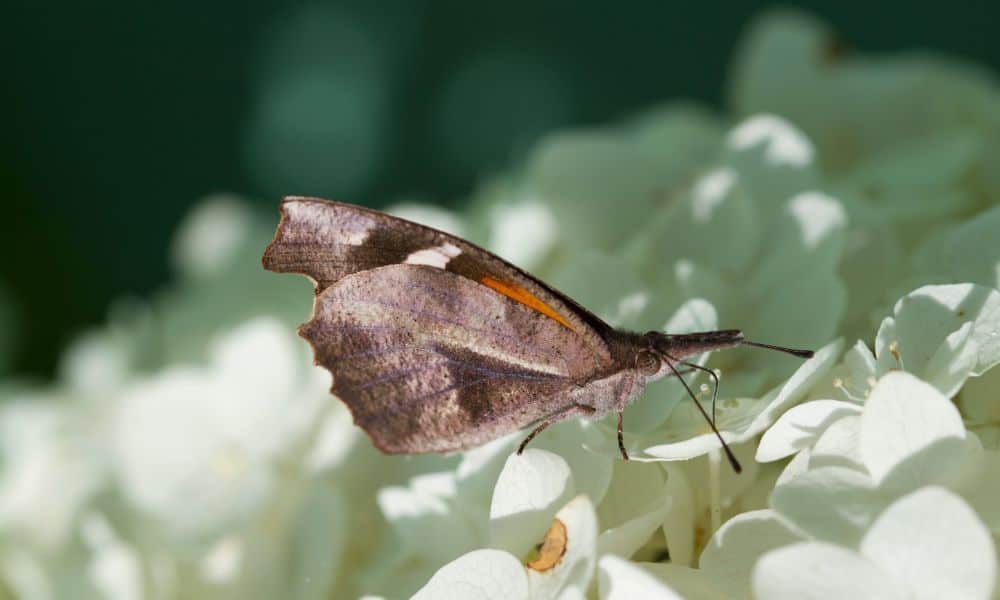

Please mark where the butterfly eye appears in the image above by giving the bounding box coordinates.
[637,350,660,376]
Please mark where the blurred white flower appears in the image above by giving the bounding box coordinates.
[170,194,255,280]
[386,202,467,237]
[111,318,331,542]
[0,399,103,552]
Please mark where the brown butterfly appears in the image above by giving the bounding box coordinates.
[263,197,813,472]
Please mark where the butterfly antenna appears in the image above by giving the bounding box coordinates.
[741,339,814,359]
[662,356,741,473]
[677,360,720,424]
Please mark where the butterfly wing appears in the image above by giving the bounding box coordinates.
[263,196,613,360]
[303,264,608,453]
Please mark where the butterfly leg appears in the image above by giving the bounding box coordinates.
[617,411,628,460]
[615,367,700,461]
[517,404,596,455]
[616,371,638,461]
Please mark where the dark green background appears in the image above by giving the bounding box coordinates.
[3,1,998,378]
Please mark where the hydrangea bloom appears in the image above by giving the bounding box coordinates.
[3,9,1000,599]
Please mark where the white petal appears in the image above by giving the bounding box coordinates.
[860,371,967,488]
[770,466,885,548]
[875,284,1000,394]
[861,487,996,600]
[699,509,805,598]
[377,472,478,565]
[597,488,670,559]
[775,447,812,486]
[809,414,865,472]
[387,202,465,236]
[598,555,679,600]
[798,339,874,405]
[641,340,842,461]
[1,551,51,599]
[603,557,731,599]
[533,420,614,506]
[81,514,143,600]
[643,168,762,275]
[739,339,844,442]
[721,115,820,217]
[113,366,273,540]
[170,194,253,278]
[286,481,349,600]
[527,131,667,250]
[844,339,877,376]
[490,449,574,556]
[528,495,599,598]
[911,205,1000,299]
[0,408,101,550]
[304,406,357,474]
[411,549,529,600]
[968,287,1000,375]
[727,114,814,167]
[752,542,903,600]
[923,322,980,398]
[757,400,861,462]
[596,460,665,530]
[962,449,1000,533]
[661,465,696,567]
[958,367,1000,427]
[743,271,845,384]
[487,199,558,269]
[548,250,646,330]
[664,297,719,334]
[455,434,521,509]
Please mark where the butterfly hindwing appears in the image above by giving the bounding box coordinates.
[302,264,607,453]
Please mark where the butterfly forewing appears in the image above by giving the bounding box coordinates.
[263,197,613,360]
[302,264,608,453]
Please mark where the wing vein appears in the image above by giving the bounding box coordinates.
[353,354,566,391]
[337,297,571,373]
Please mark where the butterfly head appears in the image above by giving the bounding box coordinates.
[642,329,814,364]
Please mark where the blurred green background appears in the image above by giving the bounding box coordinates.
[3,0,999,379]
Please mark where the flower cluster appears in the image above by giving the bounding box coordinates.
[2,10,999,599]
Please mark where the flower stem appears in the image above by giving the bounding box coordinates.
[708,448,722,534]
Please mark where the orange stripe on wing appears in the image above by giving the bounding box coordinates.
[480,276,574,330]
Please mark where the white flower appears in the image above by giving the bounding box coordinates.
[0,399,103,552]
[111,318,331,542]
[875,283,1000,396]
[911,204,1000,290]
[170,194,255,280]
[598,554,727,599]
[412,451,599,600]
[753,487,996,600]
[413,549,530,600]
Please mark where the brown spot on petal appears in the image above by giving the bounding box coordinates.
[889,340,902,366]
[527,518,567,572]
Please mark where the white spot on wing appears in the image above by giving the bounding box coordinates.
[405,243,462,269]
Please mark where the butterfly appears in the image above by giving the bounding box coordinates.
[263,197,813,472]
